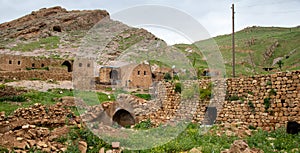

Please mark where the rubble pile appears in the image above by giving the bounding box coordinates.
[211,122,253,138]
[221,140,264,153]
[0,102,81,152]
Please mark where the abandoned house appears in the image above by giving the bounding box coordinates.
[98,63,153,89]
[0,54,73,72]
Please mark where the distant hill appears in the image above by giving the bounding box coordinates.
[174,26,300,77]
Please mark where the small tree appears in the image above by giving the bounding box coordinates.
[163,72,172,81]
[277,60,284,70]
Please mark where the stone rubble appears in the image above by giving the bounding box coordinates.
[0,102,81,152]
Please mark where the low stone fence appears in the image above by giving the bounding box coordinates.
[0,70,71,81]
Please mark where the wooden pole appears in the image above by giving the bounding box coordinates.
[232,3,236,77]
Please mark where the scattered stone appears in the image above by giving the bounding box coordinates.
[13,141,28,150]
[16,137,23,141]
[78,141,87,153]
[37,141,48,148]
[111,142,120,149]
[106,150,113,153]
[99,147,105,153]
[22,124,30,129]
[221,140,263,153]
[189,147,202,153]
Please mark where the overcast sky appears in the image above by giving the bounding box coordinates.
[1,0,300,44]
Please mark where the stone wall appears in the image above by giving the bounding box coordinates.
[0,54,72,72]
[0,68,71,81]
[216,70,300,130]
[133,70,300,130]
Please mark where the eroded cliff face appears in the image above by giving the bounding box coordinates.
[0,6,109,39]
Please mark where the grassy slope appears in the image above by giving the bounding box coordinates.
[174,26,300,77]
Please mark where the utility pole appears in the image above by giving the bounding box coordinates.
[232,3,236,77]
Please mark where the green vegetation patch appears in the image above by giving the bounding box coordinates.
[74,90,115,106]
[11,36,60,52]
[134,94,151,101]
[0,88,73,115]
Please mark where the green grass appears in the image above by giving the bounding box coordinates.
[0,88,73,115]
[11,36,60,52]
[247,128,300,153]
[0,95,27,102]
[57,126,111,153]
[74,90,115,106]
[175,26,300,77]
[0,87,117,115]
[134,94,152,101]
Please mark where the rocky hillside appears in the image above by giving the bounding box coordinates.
[0,6,109,39]
[0,6,162,62]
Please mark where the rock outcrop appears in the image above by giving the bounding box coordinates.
[0,6,109,39]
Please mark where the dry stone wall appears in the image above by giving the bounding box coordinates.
[217,70,300,130]
[133,70,299,130]
[0,69,71,81]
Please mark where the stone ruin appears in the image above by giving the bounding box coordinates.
[79,70,300,131]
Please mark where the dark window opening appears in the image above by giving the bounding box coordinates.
[87,63,90,67]
[62,61,73,72]
[9,60,12,64]
[152,73,156,79]
[32,63,35,68]
[137,71,140,75]
[17,61,21,65]
[41,64,45,67]
[79,63,82,67]
[144,71,147,75]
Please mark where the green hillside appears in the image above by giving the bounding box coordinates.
[174,26,300,77]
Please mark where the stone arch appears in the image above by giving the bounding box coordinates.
[62,61,72,72]
[112,109,135,127]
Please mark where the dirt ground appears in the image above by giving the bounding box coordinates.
[5,80,73,92]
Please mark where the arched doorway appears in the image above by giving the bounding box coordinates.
[112,109,135,127]
[62,61,72,72]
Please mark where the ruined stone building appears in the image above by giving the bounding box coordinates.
[0,54,73,72]
[99,63,152,89]
[72,57,96,90]
[0,54,73,81]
